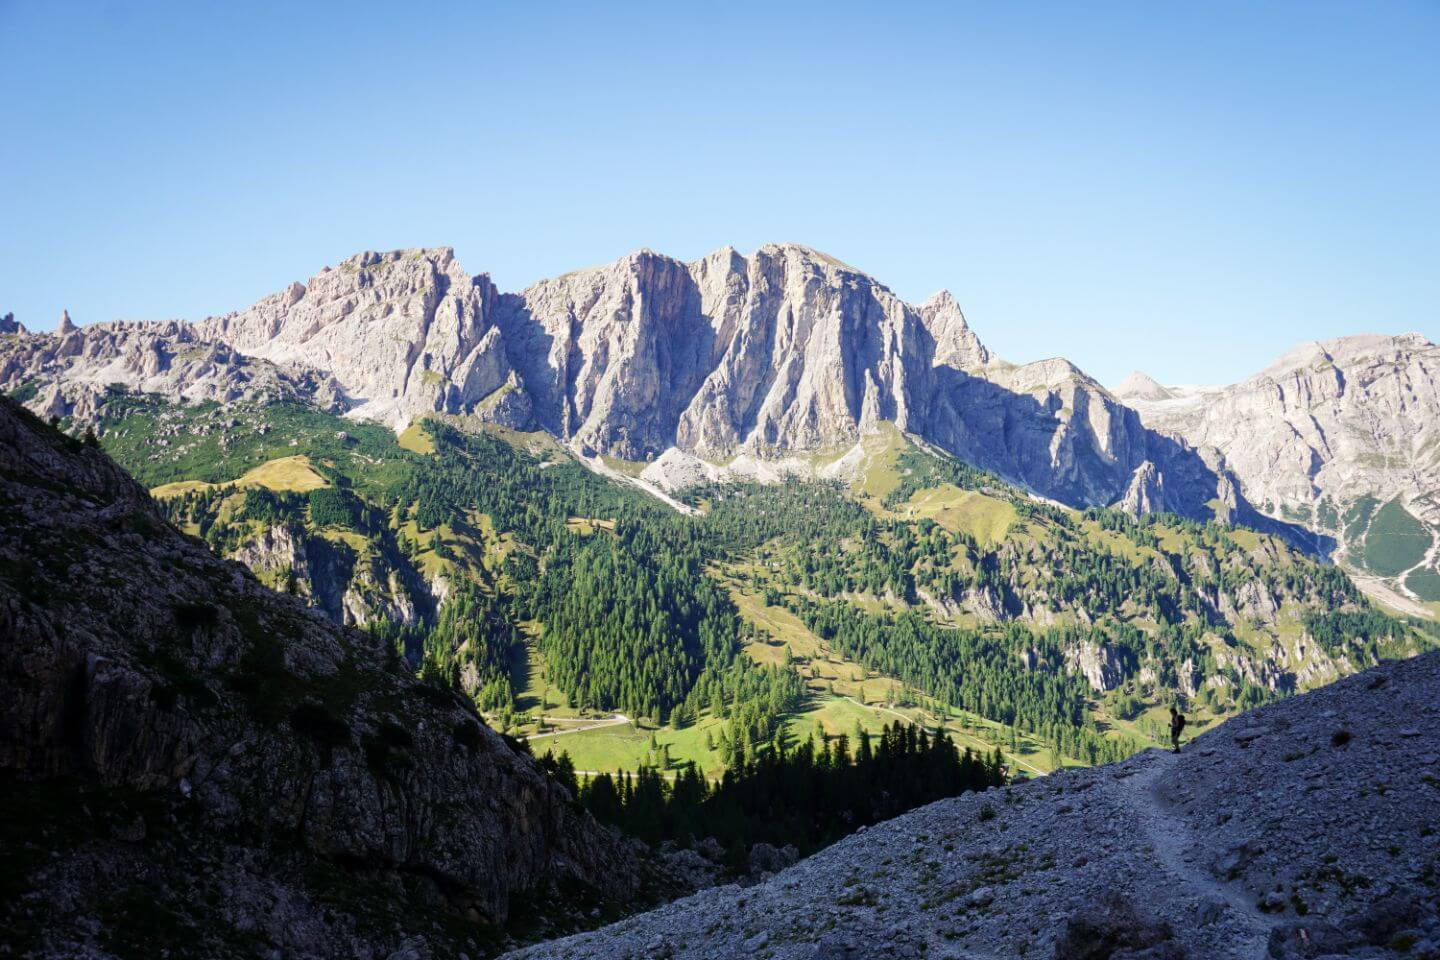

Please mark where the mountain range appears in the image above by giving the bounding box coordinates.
[6,244,1438,611]
[4,245,1439,957]
[1117,333,1440,613]
[0,245,1278,528]
[1,246,1434,773]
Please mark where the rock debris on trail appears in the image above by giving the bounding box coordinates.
[507,651,1440,960]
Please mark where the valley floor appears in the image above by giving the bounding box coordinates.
[1350,568,1436,621]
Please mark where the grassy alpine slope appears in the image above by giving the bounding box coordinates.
[1280,489,1440,616]
[77,389,1437,780]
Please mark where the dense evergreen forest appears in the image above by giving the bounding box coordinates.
[130,402,1429,773]
[540,721,1006,858]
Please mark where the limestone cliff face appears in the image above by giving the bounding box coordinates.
[2,244,1265,521]
[518,246,1240,517]
[491,243,1244,520]
[499,249,716,456]
[1119,333,1440,516]
[1119,333,1440,590]
[229,522,424,628]
[1064,639,1125,692]
[195,248,521,428]
[0,397,642,957]
[1117,460,1165,516]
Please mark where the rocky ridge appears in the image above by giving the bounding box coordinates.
[1117,333,1440,518]
[4,245,1271,527]
[0,312,343,421]
[0,395,645,958]
[506,650,1440,960]
[1119,333,1440,603]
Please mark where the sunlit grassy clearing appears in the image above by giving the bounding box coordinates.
[150,454,329,498]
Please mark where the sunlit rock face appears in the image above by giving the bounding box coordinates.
[1119,332,1440,519]
[2,244,1290,524]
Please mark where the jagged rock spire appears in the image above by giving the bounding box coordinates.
[919,290,991,371]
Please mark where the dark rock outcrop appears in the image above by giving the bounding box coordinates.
[0,396,643,958]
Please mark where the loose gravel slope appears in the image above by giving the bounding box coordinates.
[507,651,1440,960]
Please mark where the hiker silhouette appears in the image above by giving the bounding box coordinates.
[1169,706,1186,754]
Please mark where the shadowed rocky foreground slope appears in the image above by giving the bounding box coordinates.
[508,651,1440,960]
[0,395,647,958]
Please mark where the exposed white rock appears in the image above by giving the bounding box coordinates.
[1118,460,1165,517]
[0,244,1296,528]
[0,316,343,420]
[638,447,726,491]
[1114,369,1175,402]
[918,289,990,371]
[196,248,520,429]
[1064,638,1124,692]
[1126,332,1440,539]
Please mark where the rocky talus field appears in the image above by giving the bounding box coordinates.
[508,651,1440,960]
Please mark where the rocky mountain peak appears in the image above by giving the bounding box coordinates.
[0,312,24,335]
[192,247,506,427]
[0,243,1301,530]
[1114,369,1175,402]
[919,289,990,371]
[55,309,75,334]
[920,288,960,310]
[1255,330,1437,384]
[1123,329,1440,601]
[753,242,866,274]
[341,246,458,271]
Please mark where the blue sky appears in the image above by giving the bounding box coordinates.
[1,1,1435,386]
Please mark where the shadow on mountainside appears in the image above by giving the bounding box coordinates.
[915,361,1330,555]
[490,275,1327,552]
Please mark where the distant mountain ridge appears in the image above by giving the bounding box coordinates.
[1118,331,1440,610]
[1,244,1285,534]
[7,246,1434,580]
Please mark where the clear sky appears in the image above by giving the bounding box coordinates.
[1,1,1435,386]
